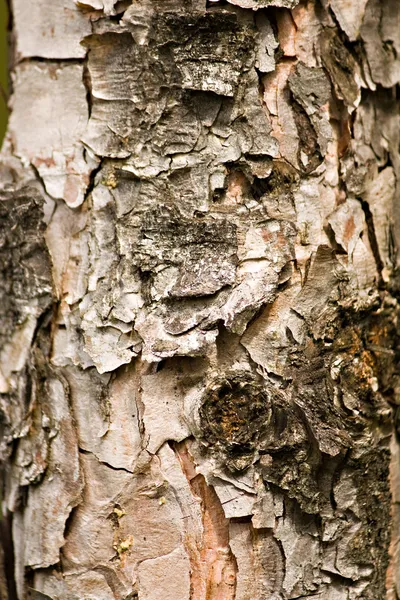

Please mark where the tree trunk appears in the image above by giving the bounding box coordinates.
[1,0,400,598]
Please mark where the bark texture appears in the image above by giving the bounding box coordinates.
[1,0,400,599]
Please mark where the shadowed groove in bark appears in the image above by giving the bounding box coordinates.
[0,508,18,600]
[360,198,385,282]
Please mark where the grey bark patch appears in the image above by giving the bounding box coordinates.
[330,0,369,41]
[170,11,254,96]
[0,188,52,345]
[361,0,400,88]
[82,11,256,166]
[14,376,83,570]
[288,62,331,112]
[320,29,361,109]
[137,207,238,298]
[255,12,278,73]
[293,245,339,324]
[0,188,52,402]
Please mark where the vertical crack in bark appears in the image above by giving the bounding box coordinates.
[0,508,18,600]
[360,198,385,282]
[82,49,93,119]
[172,440,237,600]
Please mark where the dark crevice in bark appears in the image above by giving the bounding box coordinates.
[109,1,133,22]
[83,156,104,203]
[319,569,357,586]
[155,359,167,372]
[250,175,270,201]
[4,0,12,33]
[78,448,134,474]
[360,198,385,283]
[326,4,357,51]
[378,154,394,173]
[4,0,15,102]
[30,306,54,354]
[206,0,229,8]
[388,230,399,285]
[0,508,18,600]
[0,0,9,123]
[16,57,85,65]
[82,50,93,118]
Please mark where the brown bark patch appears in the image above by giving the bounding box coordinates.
[173,441,237,600]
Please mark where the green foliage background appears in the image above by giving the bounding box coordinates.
[0,0,8,148]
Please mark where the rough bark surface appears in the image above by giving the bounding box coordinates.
[1,0,400,599]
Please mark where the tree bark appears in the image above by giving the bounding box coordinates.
[1,0,400,598]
